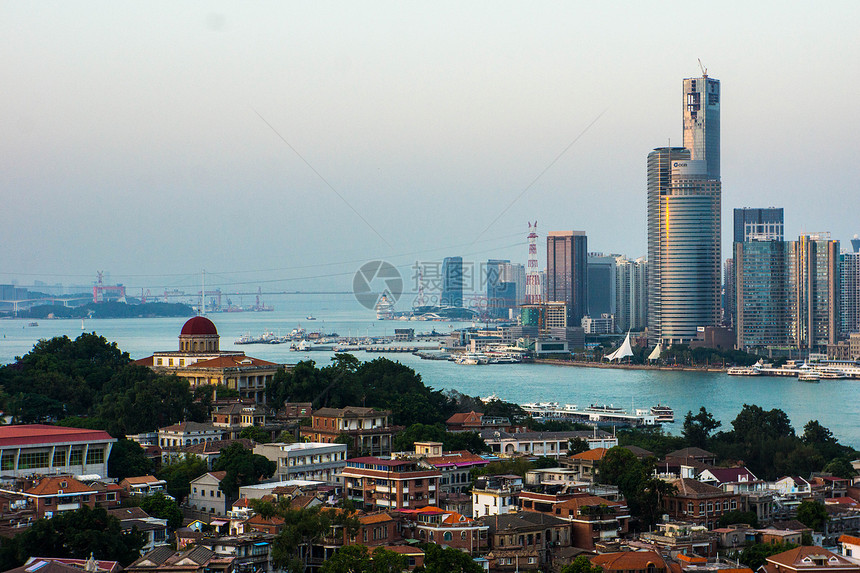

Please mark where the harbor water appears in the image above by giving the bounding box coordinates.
[1,293,858,447]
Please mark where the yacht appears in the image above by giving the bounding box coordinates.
[797,371,821,383]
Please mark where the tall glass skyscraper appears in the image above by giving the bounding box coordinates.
[683,75,721,180]
[546,231,588,326]
[647,72,722,345]
[441,256,463,308]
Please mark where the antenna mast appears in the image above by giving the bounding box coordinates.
[698,58,708,78]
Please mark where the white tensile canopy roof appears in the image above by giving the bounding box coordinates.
[605,331,634,361]
[648,343,662,361]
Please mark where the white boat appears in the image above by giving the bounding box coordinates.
[727,366,761,376]
[455,352,489,365]
[650,404,675,423]
[798,371,821,383]
[819,370,848,380]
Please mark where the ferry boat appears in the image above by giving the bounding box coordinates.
[727,366,761,376]
[797,371,821,383]
[650,404,675,423]
[520,402,658,428]
[818,370,848,380]
[455,352,490,365]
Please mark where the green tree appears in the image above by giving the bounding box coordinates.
[682,407,721,448]
[12,506,144,567]
[138,492,183,528]
[213,443,276,497]
[239,426,273,443]
[823,458,857,479]
[321,544,370,573]
[420,542,482,573]
[561,555,604,573]
[157,455,208,502]
[568,438,590,455]
[108,438,153,481]
[718,510,759,529]
[739,542,798,569]
[796,500,828,531]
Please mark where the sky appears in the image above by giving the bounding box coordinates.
[2,1,859,294]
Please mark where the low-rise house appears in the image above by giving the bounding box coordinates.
[559,448,609,483]
[637,521,718,556]
[341,457,441,511]
[472,475,523,518]
[158,422,225,463]
[200,534,275,573]
[400,506,489,554]
[300,407,398,457]
[838,535,860,563]
[445,412,510,433]
[812,477,851,500]
[773,476,814,497]
[126,546,235,573]
[535,494,629,550]
[481,512,572,572]
[419,450,490,496]
[351,512,400,547]
[187,471,232,516]
[381,546,424,571]
[591,550,679,573]
[755,528,803,546]
[759,545,860,573]
[108,507,169,553]
[120,475,168,497]
[482,430,617,459]
[525,467,588,489]
[20,476,98,519]
[181,439,255,470]
[662,478,747,530]
[7,557,122,573]
[666,447,718,465]
[698,467,775,525]
[253,442,347,483]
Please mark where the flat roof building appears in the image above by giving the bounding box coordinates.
[0,424,116,480]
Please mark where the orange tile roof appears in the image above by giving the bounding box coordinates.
[571,447,608,461]
[26,476,95,496]
[360,513,395,525]
[766,546,857,569]
[591,551,668,571]
[122,475,162,485]
[840,535,860,545]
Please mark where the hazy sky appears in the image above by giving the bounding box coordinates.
[2,1,859,293]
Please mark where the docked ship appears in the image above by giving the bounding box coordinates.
[520,402,661,428]
[376,294,394,320]
[650,404,675,423]
[727,366,761,376]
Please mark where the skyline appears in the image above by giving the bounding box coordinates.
[2,2,859,293]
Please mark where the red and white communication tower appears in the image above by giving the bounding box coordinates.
[525,221,541,304]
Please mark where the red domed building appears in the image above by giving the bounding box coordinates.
[135,316,279,403]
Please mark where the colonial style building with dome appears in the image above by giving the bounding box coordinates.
[135,316,279,404]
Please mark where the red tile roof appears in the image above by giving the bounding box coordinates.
[571,447,608,461]
[190,355,277,368]
[26,476,96,496]
[0,425,114,448]
[765,546,858,570]
[591,550,669,571]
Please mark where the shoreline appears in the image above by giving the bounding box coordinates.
[532,359,726,373]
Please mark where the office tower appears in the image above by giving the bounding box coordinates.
[852,235,860,253]
[647,72,721,345]
[735,240,791,350]
[733,208,784,242]
[647,150,721,344]
[647,146,690,341]
[788,234,840,350]
[546,231,588,326]
[683,74,721,179]
[500,262,526,306]
[723,258,735,327]
[841,249,860,335]
[441,256,463,308]
[587,253,617,320]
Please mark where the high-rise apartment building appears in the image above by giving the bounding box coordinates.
[546,231,588,326]
[735,240,791,350]
[647,72,721,345]
[788,234,840,350]
[442,256,464,308]
[500,262,526,306]
[844,237,860,336]
[615,256,647,333]
[840,250,860,336]
[486,259,509,319]
[723,258,735,327]
[683,75,721,179]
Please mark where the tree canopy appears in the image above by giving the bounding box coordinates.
[213,443,276,497]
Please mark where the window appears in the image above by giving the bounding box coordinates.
[443,532,453,541]
[69,447,84,466]
[18,451,50,470]
[528,558,537,565]
[86,447,104,465]
[1,451,16,471]
[52,449,66,467]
